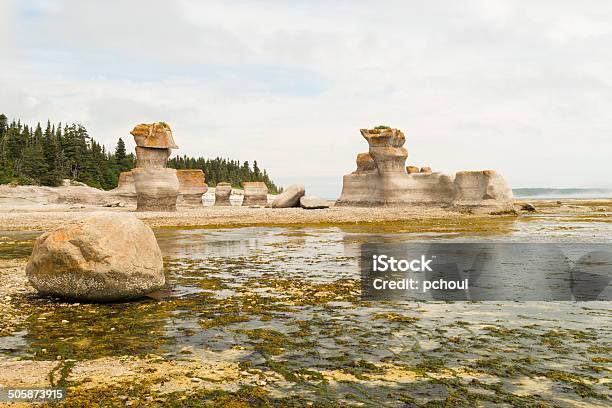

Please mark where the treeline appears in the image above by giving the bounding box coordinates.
[0,114,133,189]
[168,156,281,194]
[0,114,281,192]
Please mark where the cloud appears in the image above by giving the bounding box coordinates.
[1,0,612,197]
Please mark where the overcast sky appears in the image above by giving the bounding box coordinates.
[1,0,611,197]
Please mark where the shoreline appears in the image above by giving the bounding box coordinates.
[0,198,610,232]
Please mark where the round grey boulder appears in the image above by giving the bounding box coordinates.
[26,213,165,302]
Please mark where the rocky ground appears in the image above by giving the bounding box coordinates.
[2,198,608,232]
[0,199,610,407]
[0,204,493,232]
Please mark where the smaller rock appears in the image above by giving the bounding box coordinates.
[406,166,420,174]
[520,203,537,212]
[177,169,208,206]
[242,182,268,206]
[214,182,232,206]
[355,153,377,173]
[271,184,305,208]
[102,201,125,208]
[300,196,330,209]
[420,167,432,173]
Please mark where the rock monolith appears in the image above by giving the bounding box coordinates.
[108,170,137,204]
[133,168,180,212]
[177,169,208,206]
[337,127,513,210]
[130,122,180,212]
[214,182,232,206]
[242,182,268,206]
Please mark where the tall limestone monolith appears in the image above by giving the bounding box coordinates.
[130,122,180,212]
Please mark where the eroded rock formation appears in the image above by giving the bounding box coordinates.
[133,168,180,212]
[214,182,232,206]
[300,196,329,209]
[136,146,171,168]
[26,213,164,301]
[130,122,179,212]
[177,169,208,206]
[242,182,269,206]
[453,170,513,206]
[271,184,305,208]
[337,127,513,209]
[109,170,137,203]
[131,122,178,149]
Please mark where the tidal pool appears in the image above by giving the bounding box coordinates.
[0,217,610,406]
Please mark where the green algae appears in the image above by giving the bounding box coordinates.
[2,217,611,406]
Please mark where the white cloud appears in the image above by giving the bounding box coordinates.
[1,0,612,197]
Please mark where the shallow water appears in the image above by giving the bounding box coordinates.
[0,215,611,406]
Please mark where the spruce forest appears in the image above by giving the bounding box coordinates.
[0,114,281,193]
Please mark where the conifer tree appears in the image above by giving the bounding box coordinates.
[0,113,281,192]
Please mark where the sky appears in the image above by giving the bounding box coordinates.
[1,0,611,198]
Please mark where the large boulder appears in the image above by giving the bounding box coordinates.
[271,184,305,208]
[133,168,179,212]
[300,196,330,209]
[25,213,165,302]
[214,182,232,206]
[130,122,179,149]
[177,169,208,206]
[242,182,268,206]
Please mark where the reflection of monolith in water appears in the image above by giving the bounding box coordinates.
[337,127,513,210]
[571,251,612,301]
[131,122,179,212]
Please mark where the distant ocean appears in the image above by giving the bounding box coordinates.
[513,188,612,199]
